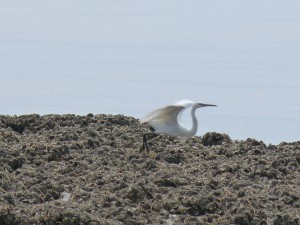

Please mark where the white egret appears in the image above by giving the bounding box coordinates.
[140,100,216,152]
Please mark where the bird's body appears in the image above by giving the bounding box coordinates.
[140,99,216,152]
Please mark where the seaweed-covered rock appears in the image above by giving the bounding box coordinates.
[201,132,231,146]
[0,114,299,224]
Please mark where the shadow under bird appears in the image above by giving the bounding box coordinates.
[140,99,217,152]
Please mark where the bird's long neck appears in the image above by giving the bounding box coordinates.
[186,105,198,137]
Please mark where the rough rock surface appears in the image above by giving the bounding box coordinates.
[0,114,299,225]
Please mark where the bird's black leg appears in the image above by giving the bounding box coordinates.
[141,126,155,153]
[142,133,150,153]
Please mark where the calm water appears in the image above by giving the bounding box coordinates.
[1,0,299,144]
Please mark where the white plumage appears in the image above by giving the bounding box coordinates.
[140,99,216,152]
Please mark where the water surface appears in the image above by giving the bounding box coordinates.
[1,0,299,144]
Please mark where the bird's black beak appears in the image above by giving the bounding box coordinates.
[200,103,217,107]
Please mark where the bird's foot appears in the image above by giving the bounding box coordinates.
[139,148,158,159]
[148,151,158,159]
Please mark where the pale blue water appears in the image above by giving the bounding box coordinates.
[1,0,299,144]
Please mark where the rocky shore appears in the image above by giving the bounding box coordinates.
[0,114,299,225]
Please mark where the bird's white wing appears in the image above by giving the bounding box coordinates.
[141,100,194,129]
[174,99,194,108]
[140,105,185,125]
[174,99,194,124]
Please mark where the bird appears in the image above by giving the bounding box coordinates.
[140,99,216,152]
